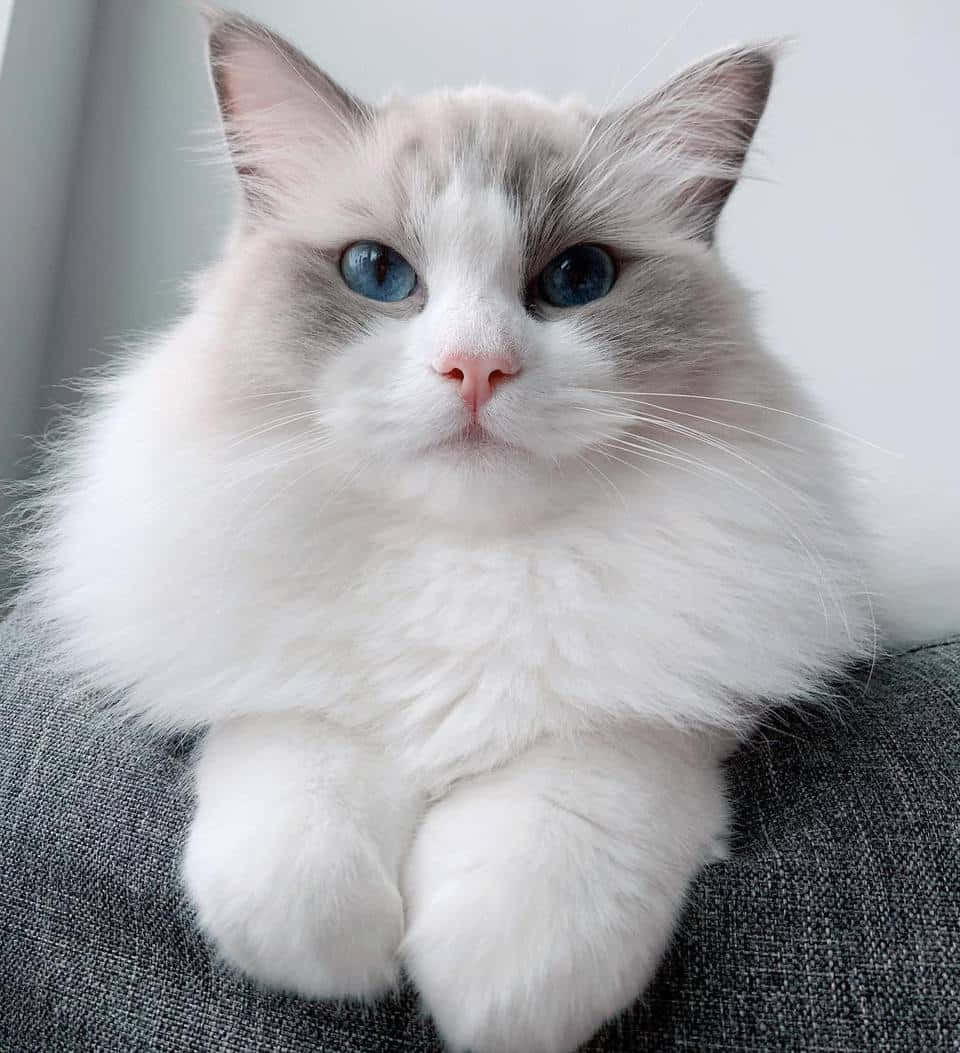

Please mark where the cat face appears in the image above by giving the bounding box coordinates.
[206,16,773,517]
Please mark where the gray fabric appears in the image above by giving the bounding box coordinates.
[0,609,958,1053]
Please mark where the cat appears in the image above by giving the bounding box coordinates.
[18,11,875,1053]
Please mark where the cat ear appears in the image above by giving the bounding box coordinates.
[600,45,776,242]
[205,10,372,208]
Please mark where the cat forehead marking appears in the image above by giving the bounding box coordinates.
[378,101,584,262]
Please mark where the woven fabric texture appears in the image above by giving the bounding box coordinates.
[1,609,958,1052]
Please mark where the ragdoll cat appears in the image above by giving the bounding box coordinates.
[21,12,873,1053]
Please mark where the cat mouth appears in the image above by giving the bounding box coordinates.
[458,422,494,444]
[433,421,512,452]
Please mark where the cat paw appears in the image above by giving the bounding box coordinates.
[402,897,647,1053]
[183,804,403,1000]
[401,795,669,1053]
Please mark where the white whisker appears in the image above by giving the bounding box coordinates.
[584,390,899,455]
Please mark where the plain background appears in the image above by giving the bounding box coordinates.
[1,0,957,641]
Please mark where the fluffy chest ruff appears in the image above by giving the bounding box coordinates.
[30,391,869,793]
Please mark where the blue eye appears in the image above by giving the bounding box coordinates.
[538,244,616,308]
[340,241,417,302]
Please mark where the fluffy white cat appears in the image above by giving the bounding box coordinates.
[20,13,874,1053]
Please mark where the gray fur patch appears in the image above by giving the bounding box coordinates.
[287,246,419,354]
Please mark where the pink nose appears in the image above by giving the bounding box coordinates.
[434,353,520,412]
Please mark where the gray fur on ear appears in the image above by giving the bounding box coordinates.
[599,45,777,242]
[203,9,371,206]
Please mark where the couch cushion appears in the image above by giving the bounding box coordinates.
[0,608,958,1052]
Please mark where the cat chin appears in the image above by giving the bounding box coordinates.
[356,447,562,524]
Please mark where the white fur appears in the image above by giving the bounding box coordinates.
[401,732,729,1053]
[18,21,875,1053]
[184,713,418,998]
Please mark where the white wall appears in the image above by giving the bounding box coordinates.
[31,0,960,641]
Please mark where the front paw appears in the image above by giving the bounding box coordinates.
[402,868,661,1053]
[183,804,403,1000]
[406,938,617,1053]
[401,812,673,1053]
[400,733,729,1053]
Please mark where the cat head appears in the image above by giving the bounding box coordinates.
[204,13,775,522]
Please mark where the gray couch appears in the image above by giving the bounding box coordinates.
[1,607,958,1052]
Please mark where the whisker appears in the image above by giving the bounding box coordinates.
[584,390,899,455]
[224,411,319,448]
[594,433,840,635]
[223,389,315,402]
[575,403,815,509]
[580,399,866,646]
[588,397,805,453]
[575,449,633,508]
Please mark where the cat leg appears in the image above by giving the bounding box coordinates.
[402,729,728,1053]
[182,713,418,1000]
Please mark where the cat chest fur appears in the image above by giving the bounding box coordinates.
[275,523,641,777]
